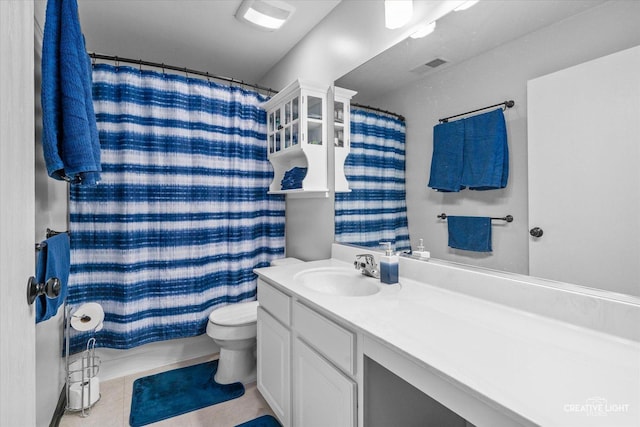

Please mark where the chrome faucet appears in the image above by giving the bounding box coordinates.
[354,254,380,279]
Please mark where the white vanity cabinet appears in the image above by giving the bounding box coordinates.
[256,279,359,427]
[257,280,292,427]
[293,301,357,427]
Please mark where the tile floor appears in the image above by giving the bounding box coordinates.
[60,354,275,427]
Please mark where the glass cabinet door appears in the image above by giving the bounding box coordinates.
[334,100,346,147]
[292,96,299,121]
[307,95,323,120]
[334,100,345,124]
[306,95,323,145]
[283,97,300,149]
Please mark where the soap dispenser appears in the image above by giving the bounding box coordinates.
[379,242,399,285]
[414,239,431,259]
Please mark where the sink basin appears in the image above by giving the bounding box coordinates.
[294,267,381,297]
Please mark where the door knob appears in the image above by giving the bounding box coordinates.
[529,227,544,238]
[27,277,61,305]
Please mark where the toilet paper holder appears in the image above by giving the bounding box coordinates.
[65,306,102,417]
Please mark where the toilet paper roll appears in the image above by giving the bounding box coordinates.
[68,376,100,410]
[68,358,100,383]
[71,303,104,331]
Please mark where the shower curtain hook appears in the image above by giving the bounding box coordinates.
[114,56,119,69]
[91,54,96,68]
[138,59,143,72]
[184,67,188,79]
[161,63,166,76]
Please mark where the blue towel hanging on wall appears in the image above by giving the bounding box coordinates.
[428,108,508,192]
[41,0,101,185]
[35,233,70,323]
[447,216,492,252]
[462,109,508,190]
[428,120,465,192]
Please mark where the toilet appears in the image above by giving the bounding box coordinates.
[207,300,260,384]
[206,257,302,384]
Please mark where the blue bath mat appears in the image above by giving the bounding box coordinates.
[236,415,282,427]
[129,359,244,427]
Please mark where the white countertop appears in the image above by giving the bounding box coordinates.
[255,257,640,427]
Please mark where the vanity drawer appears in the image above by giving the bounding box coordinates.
[258,279,291,326]
[293,301,355,375]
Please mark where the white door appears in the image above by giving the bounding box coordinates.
[0,0,36,425]
[257,307,291,427]
[293,338,356,427]
[527,46,640,296]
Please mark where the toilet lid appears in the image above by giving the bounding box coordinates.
[209,301,259,326]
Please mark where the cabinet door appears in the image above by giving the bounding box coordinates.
[257,307,291,427]
[293,338,356,427]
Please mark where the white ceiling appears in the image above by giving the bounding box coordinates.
[74,0,608,98]
[77,0,341,84]
[337,0,608,104]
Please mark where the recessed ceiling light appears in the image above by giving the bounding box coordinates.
[454,0,479,12]
[385,0,413,30]
[235,0,295,31]
[410,21,436,39]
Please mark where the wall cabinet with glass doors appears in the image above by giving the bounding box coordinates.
[263,79,328,196]
[263,80,356,196]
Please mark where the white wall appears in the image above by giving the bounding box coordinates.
[261,0,465,261]
[0,1,36,425]
[260,0,465,90]
[364,1,640,274]
[33,3,68,426]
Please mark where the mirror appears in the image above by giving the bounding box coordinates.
[335,0,640,298]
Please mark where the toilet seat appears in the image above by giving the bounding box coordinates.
[208,301,259,327]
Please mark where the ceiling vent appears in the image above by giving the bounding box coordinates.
[424,58,448,68]
[410,58,448,74]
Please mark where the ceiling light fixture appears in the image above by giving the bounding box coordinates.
[454,0,480,12]
[235,0,295,31]
[410,21,436,39]
[384,0,413,30]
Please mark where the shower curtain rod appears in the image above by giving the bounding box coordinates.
[89,53,406,120]
[352,102,405,122]
[439,100,515,123]
[88,52,277,95]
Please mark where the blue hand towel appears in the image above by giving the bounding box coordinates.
[461,109,508,190]
[35,233,71,323]
[41,0,101,185]
[281,167,307,190]
[447,216,492,252]
[428,120,465,192]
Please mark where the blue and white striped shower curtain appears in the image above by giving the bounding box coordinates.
[335,109,410,251]
[67,64,284,352]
